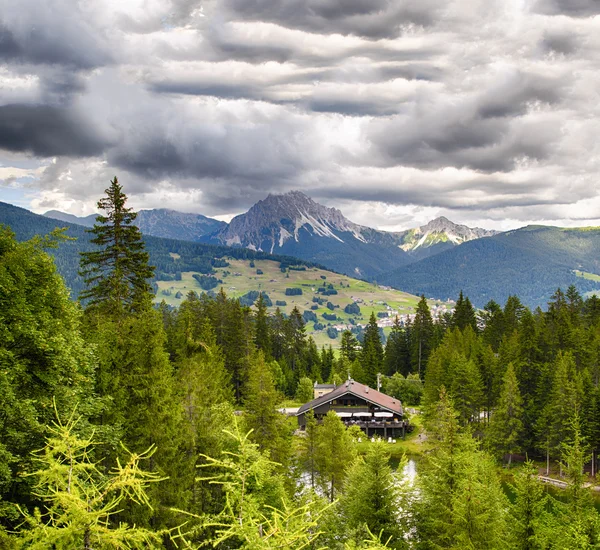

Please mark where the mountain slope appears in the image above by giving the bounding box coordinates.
[1,202,321,299]
[398,216,497,261]
[381,225,600,307]
[207,191,413,279]
[44,208,226,241]
[207,191,496,279]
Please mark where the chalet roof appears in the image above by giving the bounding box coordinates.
[314,383,336,389]
[297,379,403,416]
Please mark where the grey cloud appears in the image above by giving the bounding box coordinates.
[0,2,112,70]
[310,180,560,211]
[307,97,402,116]
[0,104,112,157]
[107,110,313,186]
[369,71,566,172]
[533,0,600,17]
[541,30,580,55]
[222,0,442,39]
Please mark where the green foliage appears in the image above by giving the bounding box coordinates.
[16,412,163,549]
[417,389,509,549]
[79,177,154,315]
[361,313,384,387]
[176,422,328,550]
[316,412,356,501]
[243,352,293,471]
[192,274,220,291]
[295,377,314,404]
[0,226,98,514]
[340,441,407,549]
[487,362,523,465]
[382,373,423,406]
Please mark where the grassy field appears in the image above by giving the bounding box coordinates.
[575,269,600,282]
[155,257,447,348]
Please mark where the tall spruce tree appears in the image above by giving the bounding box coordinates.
[79,177,154,315]
[488,362,524,465]
[340,441,407,549]
[452,290,478,333]
[361,313,384,387]
[384,317,410,376]
[411,296,434,377]
[316,411,356,501]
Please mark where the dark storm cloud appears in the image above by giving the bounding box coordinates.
[369,70,566,172]
[107,108,313,186]
[0,105,112,157]
[310,177,558,210]
[534,0,600,17]
[0,7,112,70]
[222,0,442,39]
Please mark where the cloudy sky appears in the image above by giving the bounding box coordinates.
[1,0,599,231]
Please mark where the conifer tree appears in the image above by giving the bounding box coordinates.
[243,352,292,470]
[254,292,271,356]
[17,414,163,548]
[488,362,524,465]
[452,291,477,332]
[481,299,504,351]
[449,354,483,426]
[411,296,434,376]
[295,376,314,403]
[79,177,154,315]
[361,313,384,387]
[503,295,525,335]
[180,422,326,550]
[340,441,407,548]
[510,462,550,550]
[321,344,336,382]
[316,411,356,501]
[298,410,319,490]
[384,317,410,376]
[418,388,509,548]
[340,330,360,363]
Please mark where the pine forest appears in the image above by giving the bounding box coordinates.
[4,179,600,550]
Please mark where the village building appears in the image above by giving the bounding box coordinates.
[297,378,408,439]
[313,382,336,399]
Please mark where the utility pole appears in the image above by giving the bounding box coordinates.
[377,372,381,392]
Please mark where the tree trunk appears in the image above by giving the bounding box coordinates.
[546,447,550,476]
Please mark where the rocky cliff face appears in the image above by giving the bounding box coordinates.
[214,191,370,252]
[399,216,497,252]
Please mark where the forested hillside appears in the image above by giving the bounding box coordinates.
[3,185,600,548]
[382,225,600,307]
[0,201,323,298]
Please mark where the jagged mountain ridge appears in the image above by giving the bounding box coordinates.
[207,191,413,278]
[207,191,496,278]
[43,208,226,241]
[42,191,497,281]
[397,216,498,260]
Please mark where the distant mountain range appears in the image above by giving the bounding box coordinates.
[381,225,600,307]
[44,191,494,280]
[2,201,322,300]
[15,192,600,307]
[44,208,226,241]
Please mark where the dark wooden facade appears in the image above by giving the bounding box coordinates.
[297,379,407,438]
